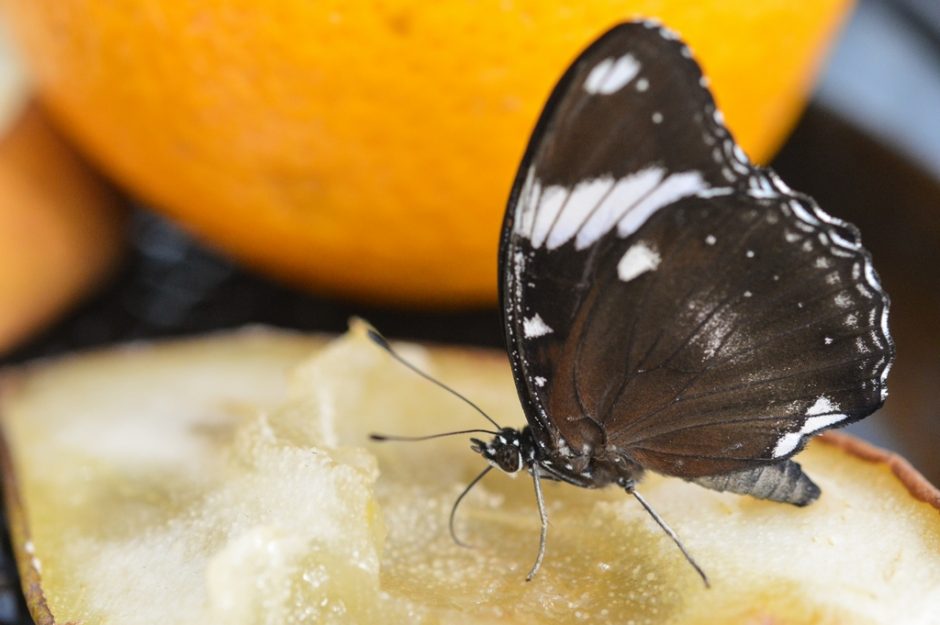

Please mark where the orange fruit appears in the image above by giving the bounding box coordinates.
[0,104,125,353]
[0,1,852,306]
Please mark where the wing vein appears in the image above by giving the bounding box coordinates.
[623,383,873,448]
[614,351,878,444]
[602,206,763,421]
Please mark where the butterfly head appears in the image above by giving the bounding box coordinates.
[470,427,534,474]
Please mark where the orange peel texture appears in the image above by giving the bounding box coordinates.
[0,1,853,305]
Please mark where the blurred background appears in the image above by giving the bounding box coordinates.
[0,0,937,621]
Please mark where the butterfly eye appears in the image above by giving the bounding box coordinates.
[492,444,524,474]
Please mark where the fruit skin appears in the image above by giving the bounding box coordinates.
[0,104,124,353]
[820,431,940,508]
[0,1,852,306]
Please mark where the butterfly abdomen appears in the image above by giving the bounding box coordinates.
[690,461,821,506]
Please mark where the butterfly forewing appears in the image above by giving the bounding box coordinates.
[499,22,893,478]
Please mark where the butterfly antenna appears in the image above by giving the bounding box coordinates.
[369,429,499,443]
[526,464,549,581]
[365,327,503,430]
[449,465,493,548]
[629,489,710,588]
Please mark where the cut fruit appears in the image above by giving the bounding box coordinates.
[0,10,124,352]
[0,19,29,134]
[0,103,125,353]
[1,326,938,625]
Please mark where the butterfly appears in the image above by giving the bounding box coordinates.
[371,20,893,586]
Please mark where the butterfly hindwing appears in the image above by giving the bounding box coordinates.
[499,23,893,479]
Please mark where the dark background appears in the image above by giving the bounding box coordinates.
[1,0,939,621]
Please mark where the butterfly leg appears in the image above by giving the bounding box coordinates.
[625,484,711,588]
[526,463,549,581]
[449,465,493,548]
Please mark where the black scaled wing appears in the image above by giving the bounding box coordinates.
[498,22,893,478]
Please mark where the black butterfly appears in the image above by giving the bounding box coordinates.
[371,20,893,586]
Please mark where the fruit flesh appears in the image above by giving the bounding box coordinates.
[1,326,939,625]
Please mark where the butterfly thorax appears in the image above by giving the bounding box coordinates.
[471,426,643,489]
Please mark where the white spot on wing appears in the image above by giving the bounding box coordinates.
[617,242,661,282]
[790,200,820,225]
[546,177,615,249]
[696,187,734,199]
[575,167,664,250]
[523,314,553,339]
[660,27,678,40]
[773,432,802,459]
[522,167,719,253]
[529,186,568,248]
[584,54,641,95]
[652,111,663,124]
[880,307,890,347]
[513,165,540,238]
[768,171,792,193]
[830,229,861,250]
[864,261,881,293]
[534,376,547,388]
[773,396,847,458]
[617,171,708,238]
